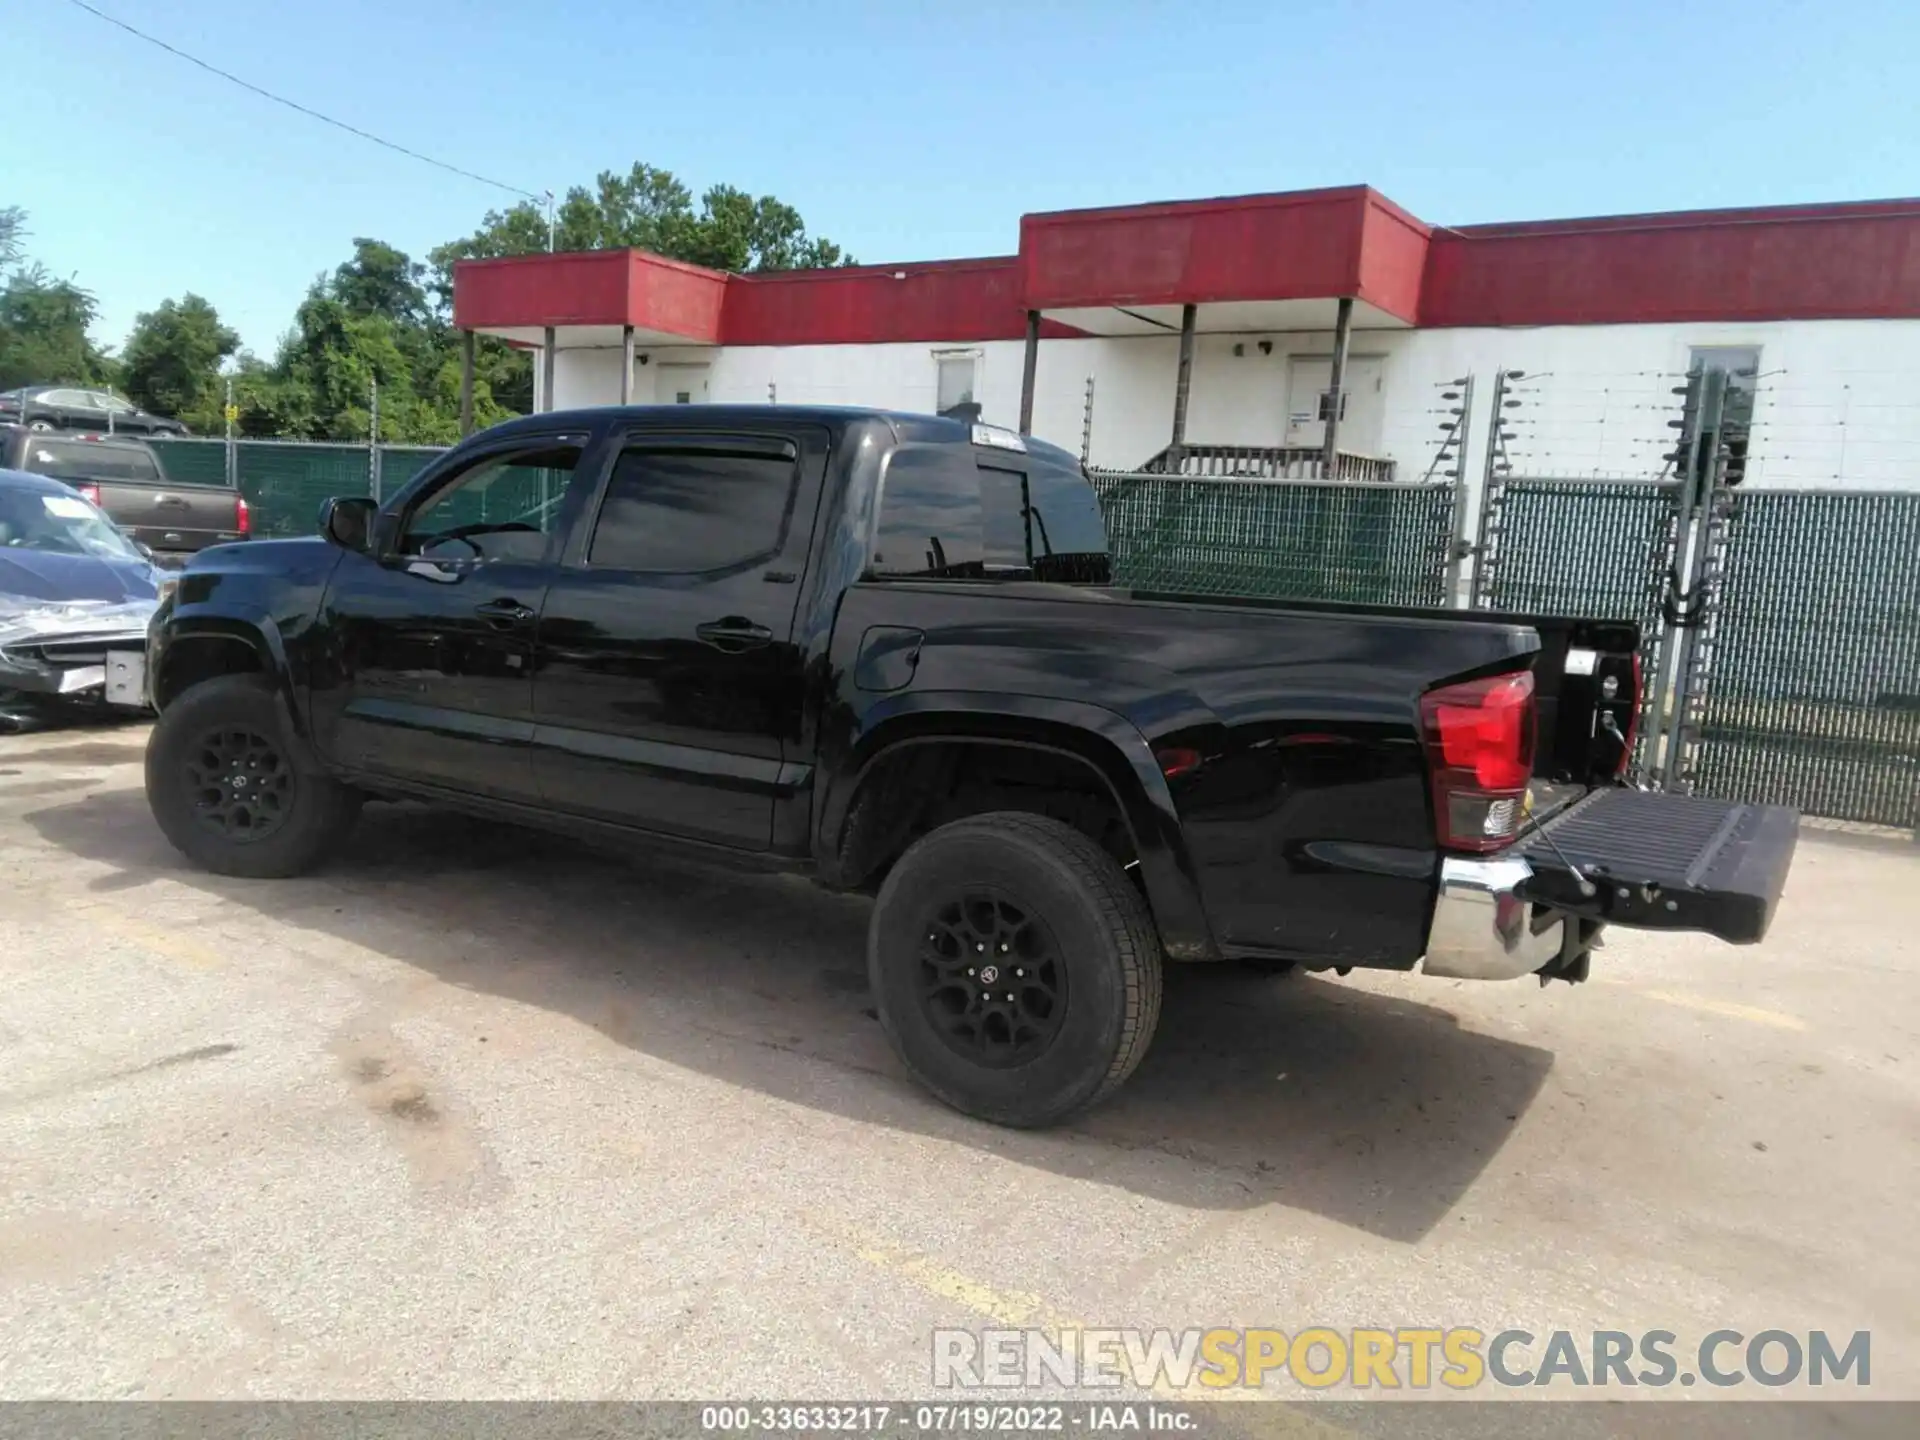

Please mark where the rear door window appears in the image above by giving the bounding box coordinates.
[19,438,161,483]
[587,442,799,574]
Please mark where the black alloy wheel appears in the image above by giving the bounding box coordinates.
[918,890,1068,1067]
[185,726,293,841]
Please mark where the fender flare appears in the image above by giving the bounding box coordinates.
[156,611,319,770]
[820,691,1217,962]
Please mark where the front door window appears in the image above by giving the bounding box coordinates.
[401,444,581,563]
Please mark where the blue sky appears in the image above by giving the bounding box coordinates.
[8,0,1917,356]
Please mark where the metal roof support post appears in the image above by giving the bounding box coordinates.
[542,326,556,414]
[459,329,475,439]
[1018,310,1041,434]
[1321,296,1354,480]
[620,324,634,406]
[1169,303,1197,471]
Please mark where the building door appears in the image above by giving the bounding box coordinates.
[1284,356,1385,454]
[658,364,710,405]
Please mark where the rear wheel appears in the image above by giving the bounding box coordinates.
[145,676,361,877]
[868,812,1162,1127]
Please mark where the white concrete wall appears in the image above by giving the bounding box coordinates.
[538,317,1920,494]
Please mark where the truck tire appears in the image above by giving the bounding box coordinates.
[145,675,361,878]
[868,812,1163,1128]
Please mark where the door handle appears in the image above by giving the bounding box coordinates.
[696,617,774,652]
[474,598,536,627]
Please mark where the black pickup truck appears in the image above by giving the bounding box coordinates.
[139,406,1799,1126]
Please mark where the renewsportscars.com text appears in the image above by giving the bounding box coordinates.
[932,1327,1871,1391]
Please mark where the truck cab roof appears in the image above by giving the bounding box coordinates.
[482,404,1082,467]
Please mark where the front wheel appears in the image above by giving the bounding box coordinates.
[145,675,361,877]
[868,812,1163,1128]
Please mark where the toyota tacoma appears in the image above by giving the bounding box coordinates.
[136,407,1800,1126]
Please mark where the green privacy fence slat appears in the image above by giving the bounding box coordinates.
[378,447,446,496]
[1090,472,1456,608]
[1476,478,1683,778]
[147,438,231,487]
[1477,479,1682,623]
[143,440,453,537]
[235,442,378,538]
[1687,489,1920,826]
[145,439,444,523]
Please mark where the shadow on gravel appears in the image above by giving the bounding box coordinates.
[28,787,1551,1243]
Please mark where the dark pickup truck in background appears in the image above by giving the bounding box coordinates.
[138,406,1800,1126]
[1,426,249,563]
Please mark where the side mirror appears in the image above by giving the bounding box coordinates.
[133,539,156,561]
[320,496,378,553]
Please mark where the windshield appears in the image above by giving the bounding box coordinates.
[0,485,144,562]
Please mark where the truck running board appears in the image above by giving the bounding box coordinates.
[1515,789,1800,944]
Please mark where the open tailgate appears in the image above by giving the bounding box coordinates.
[1516,789,1799,944]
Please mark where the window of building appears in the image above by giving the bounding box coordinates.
[936,354,981,422]
[588,443,798,573]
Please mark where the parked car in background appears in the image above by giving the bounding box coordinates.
[0,426,248,565]
[0,385,190,436]
[0,466,167,730]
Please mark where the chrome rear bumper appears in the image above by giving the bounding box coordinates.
[1422,855,1565,981]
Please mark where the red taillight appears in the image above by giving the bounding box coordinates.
[1420,670,1536,853]
[1155,746,1203,779]
[235,495,251,536]
[75,482,102,506]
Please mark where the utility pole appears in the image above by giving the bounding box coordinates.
[224,375,236,489]
[545,190,557,252]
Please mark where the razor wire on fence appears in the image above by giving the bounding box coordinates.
[1089,471,1456,609]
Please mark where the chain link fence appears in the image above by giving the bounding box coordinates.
[1089,472,1457,609]
[146,438,450,538]
[1684,489,1920,825]
[1473,477,1683,777]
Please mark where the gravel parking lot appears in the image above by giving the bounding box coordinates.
[2,722,1917,1410]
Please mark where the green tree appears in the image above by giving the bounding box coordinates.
[331,238,429,327]
[0,207,24,268]
[427,160,853,308]
[120,294,240,427]
[0,265,114,391]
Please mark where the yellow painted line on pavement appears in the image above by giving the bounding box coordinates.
[77,906,229,971]
[1598,979,1805,1031]
[821,1223,1355,1432]
[850,1236,1063,1328]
